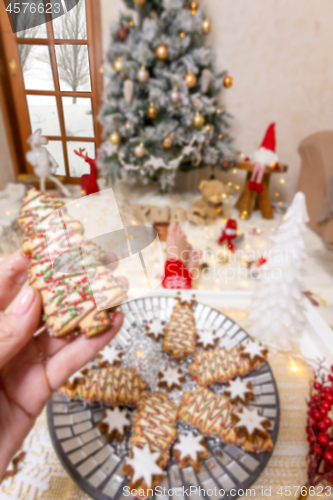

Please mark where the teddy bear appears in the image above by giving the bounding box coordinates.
[187,179,230,225]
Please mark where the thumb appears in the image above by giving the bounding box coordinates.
[0,287,41,370]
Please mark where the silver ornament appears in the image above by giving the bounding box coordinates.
[170,89,181,104]
[137,66,149,83]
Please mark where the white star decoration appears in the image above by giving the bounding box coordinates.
[101,344,123,365]
[197,329,219,348]
[102,408,130,434]
[144,156,169,171]
[235,407,267,436]
[127,444,163,488]
[224,377,252,401]
[147,319,165,340]
[242,340,266,361]
[174,432,205,461]
[159,367,183,388]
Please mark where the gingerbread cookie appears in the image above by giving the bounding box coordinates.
[98,407,131,441]
[59,367,147,407]
[98,343,123,368]
[223,377,254,406]
[196,328,219,349]
[240,340,268,364]
[189,346,267,386]
[124,444,164,497]
[173,431,209,471]
[129,391,178,462]
[18,189,127,338]
[179,387,273,453]
[162,297,197,360]
[145,319,165,341]
[157,366,185,392]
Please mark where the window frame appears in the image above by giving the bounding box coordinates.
[0,0,104,183]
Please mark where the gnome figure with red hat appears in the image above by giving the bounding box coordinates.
[218,219,238,252]
[249,123,279,194]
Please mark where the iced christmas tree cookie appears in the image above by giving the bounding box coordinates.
[18,189,127,338]
[59,367,147,407]
[189,346,267,386]
[98,407,131,441]
[172,431,209,471]
[163,297,197,360]
[179,387,273,453]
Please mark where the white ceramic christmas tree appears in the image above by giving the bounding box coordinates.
[248,192,310,351]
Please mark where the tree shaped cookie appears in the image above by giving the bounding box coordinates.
[18,189,127,338]
[59,367,147,407]
[163,296,197,360]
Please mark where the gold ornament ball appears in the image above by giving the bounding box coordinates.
[223,74,233,88]
[113,57,123,73]
[185,71,197,88]
[190,1,199,11]
[137,66,149,83]
[147,103,158,119]
[109,131,121,145]
[134,144,146,158]
[202,18,211,34]
[163,136,173,149]
[133,0,146,6]
[193,111,205,128]
[156,44,168,60]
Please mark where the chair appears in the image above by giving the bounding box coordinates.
[298,131,333,250]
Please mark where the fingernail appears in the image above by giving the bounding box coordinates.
[11,287,35,316]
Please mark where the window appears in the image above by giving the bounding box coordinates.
[0,0,103,181]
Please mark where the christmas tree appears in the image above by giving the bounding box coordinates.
[248,192,310,351]
[98,0,234,191]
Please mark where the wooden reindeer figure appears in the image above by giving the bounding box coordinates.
[26,128,70,197]
[74,148,100,196]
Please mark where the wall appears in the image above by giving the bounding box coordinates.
[100,0,333,201]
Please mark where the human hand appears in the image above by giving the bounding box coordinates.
[0,250,124,481]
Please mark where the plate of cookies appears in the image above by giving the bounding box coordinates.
[47,293,280,500]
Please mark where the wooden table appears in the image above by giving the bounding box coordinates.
[235,161,288,219]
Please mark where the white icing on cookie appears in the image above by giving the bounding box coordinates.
[224,377,252,401]
[159,367,184,388]
[235,407,267,436]
[177,290,193,304]
[68,369,84,384]
[242,340,266,361]
[102,407,130,434]
[147,319,165,340]
[101,343,122,365]
[197,329,219,348]
[174,431,206,461]
[127,444,163,487]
